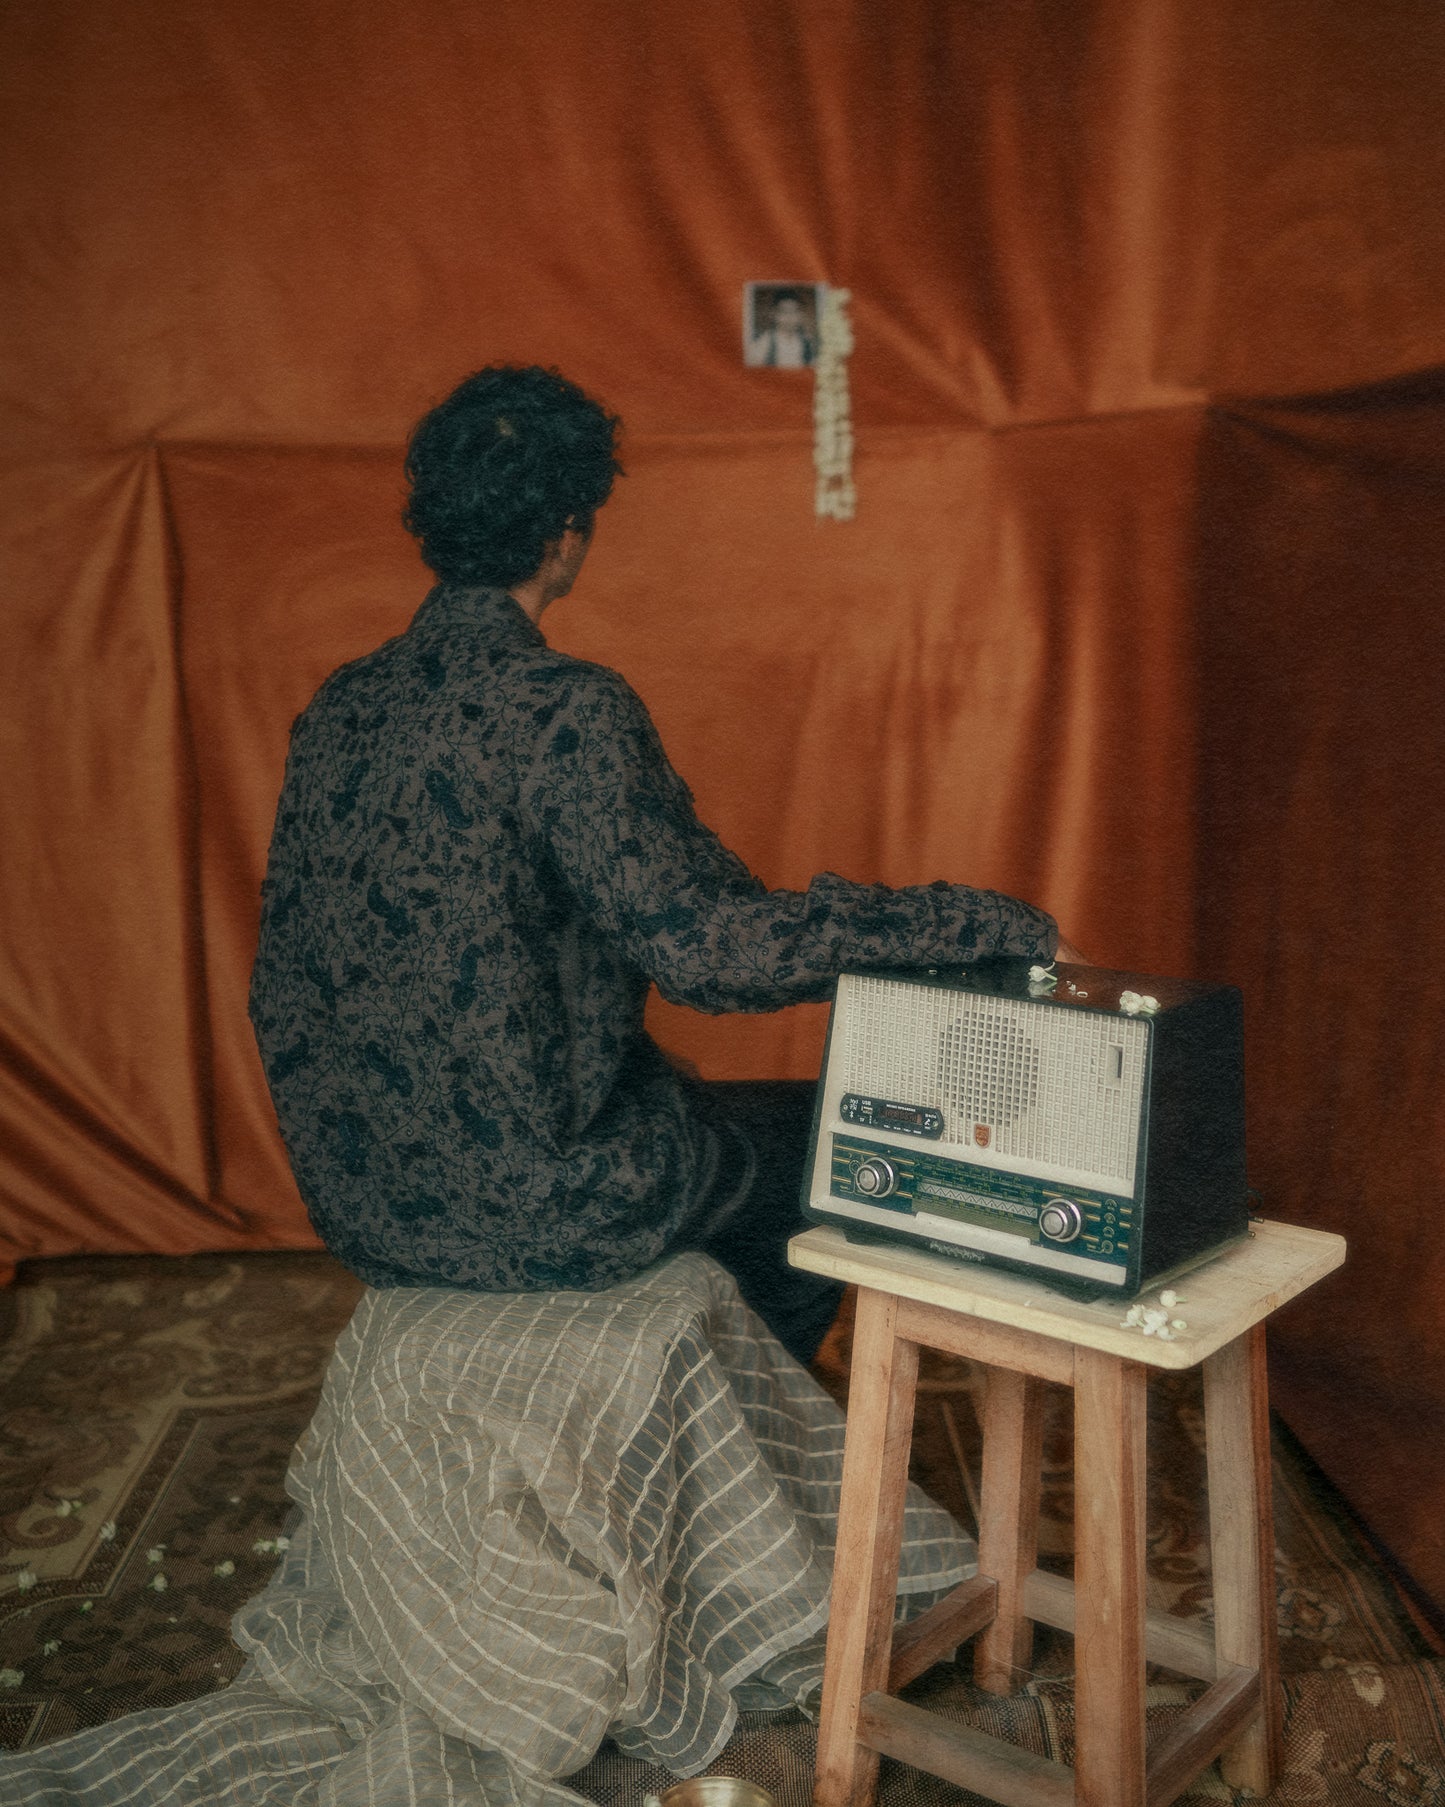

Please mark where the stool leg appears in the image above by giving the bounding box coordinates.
[814,1286,920,1807]
[1204,1322,1283,1795]
[974,1367,1045,1695]
[1073,1347,1149,1807]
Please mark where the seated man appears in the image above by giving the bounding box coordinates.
[248,364,1073,1363]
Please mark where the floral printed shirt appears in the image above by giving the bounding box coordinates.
[249,586,1057,1292]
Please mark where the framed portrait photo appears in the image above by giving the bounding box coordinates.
[743,281,825,368]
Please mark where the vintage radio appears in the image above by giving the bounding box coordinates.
[803,958,1249,1298]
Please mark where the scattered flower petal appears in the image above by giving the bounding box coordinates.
[79,1601,93,1614]
[99,1521,117,1543]
[213,1560,235,1578]
[57,1500,74,1518]
[0,1669,23,1689]
[1122,1299,1186,1340]
[227,1496,241,1506]
[43,1640,60,1656]
[1160,1290,1179,1308]
[253,1539,275,1555]
[146,1546,165,1564]
[15,1570,37,1594]
[274,1536,290,1552]
[149,1573,168,1593]
[1029,963,1055,983]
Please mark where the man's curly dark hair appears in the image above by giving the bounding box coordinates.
[403,366,622,588]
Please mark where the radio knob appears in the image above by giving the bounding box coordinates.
[1039,1198,1083,1243]
[854,1157,898,1199]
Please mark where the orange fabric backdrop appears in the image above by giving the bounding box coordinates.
[3,1,1444,1605]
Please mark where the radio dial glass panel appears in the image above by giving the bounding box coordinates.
[825,1131,1134,1284]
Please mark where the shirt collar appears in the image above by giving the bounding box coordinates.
[412,583,547,650]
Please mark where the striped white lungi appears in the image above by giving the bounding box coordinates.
[2,1252,973,1806]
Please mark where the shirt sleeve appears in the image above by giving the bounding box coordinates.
[514,662,1058,1014]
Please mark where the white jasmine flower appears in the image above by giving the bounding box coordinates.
[1029,963,1055,983]
[43,1640,60,1656]
[99,1521,117,1543]
[146,1546,165,1564]
[14,1569,37,1593]
[0,1669,23,1689]
[1159,1289,1180,1308]
[1123,1297,1187,1338]
[274,1536,290,1552]
[1120,991,1161,1015]
[253,1538,275,1555]
[214,1560,235,1577]
[227,1495,241,1506]
[79,1601,93,1614]
[57,1500,74,1518]
[150,1573,168,1593]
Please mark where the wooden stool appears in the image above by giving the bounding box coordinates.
[789,1219,1345,1807]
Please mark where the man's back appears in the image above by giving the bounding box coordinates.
[250,583,716,1292]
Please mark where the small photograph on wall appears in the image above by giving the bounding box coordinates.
[743,282,824,368]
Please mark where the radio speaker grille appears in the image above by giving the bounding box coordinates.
[839,975,1147,1186]
[939,1006,1038,1126]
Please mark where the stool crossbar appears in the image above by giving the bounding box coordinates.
[789,1220,1345,1807]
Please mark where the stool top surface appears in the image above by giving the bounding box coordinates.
[788,1219,1346,1368]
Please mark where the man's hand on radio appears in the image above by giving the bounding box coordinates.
[1055,935,1090,965]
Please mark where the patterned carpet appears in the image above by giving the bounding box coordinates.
[1,1250,1442,1804]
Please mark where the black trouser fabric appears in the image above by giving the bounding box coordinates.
[683,1078,845,1368]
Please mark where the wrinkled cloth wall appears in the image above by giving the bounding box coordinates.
[2,1,1444,1606]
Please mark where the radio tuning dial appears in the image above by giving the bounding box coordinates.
[1039,1198,1084,1243]
[854,1157,899,1200]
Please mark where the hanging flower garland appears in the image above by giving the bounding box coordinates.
[813,287,855,520]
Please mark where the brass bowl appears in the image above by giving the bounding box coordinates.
[644,1780,778,1807]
